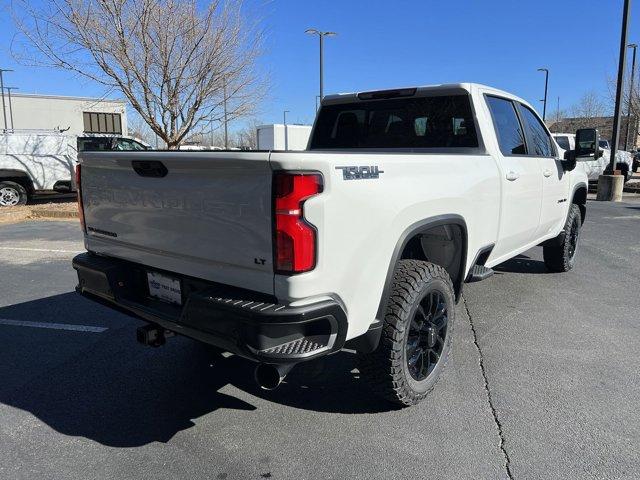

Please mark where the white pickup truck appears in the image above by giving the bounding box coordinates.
[73,83,594,406]
[552,133,634,182]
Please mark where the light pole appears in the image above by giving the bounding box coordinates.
[283,110,290,151]
[537,68,549,121]
[609,0,632,174]
[5,87,18,131]
[624,43,637,151]
[0,68,13,132]
[223,76,229,149]
[305,29,337,102]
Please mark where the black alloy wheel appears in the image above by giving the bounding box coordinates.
[406,290,448,381]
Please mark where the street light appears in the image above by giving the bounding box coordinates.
[283,110,290,151]
[4,86,18,131]
[223,76,229,149]
[537,68,549,121]
[0,68,13,132]
[305,29,337,102]
[624,43,637,151]
[608,0,632,175]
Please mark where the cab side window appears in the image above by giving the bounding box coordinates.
[486,96,526,155]
[519,105,555,157]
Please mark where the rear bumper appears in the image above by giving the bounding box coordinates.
[73,252,348,364]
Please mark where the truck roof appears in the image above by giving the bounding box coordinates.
[322,83,529,107]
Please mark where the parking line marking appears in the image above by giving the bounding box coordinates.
[0,247,82,254]
[0,319,107,333]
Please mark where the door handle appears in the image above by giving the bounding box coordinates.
[506,171,520,181]
[543,169,553,177]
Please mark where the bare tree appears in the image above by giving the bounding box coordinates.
[13,0,266,149]
[128,115,158,146]
[234,118,261,149]
[546,108,569,132]
[570,91,607,121]
[607,66,640,148]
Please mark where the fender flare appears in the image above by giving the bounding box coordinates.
[375,214,468,323]
[570,182,588,224]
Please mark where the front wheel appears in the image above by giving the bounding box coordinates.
[0,181,28,207]
[543,204,581,272]
[359,260,455,407]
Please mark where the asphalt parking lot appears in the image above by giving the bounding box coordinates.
[0,198,639,480]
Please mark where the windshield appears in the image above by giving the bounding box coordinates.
[309,94,478,149]
[115,138,148,151]
[554,136,570,150]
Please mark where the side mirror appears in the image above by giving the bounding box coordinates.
[575,128,600,158]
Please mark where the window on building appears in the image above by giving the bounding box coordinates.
[83,112,122,134]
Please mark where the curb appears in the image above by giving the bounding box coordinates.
[29,209,79,219]
[589,183,640,195]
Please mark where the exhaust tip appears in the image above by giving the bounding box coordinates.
[136,324,166,347]
[254,363,289,390]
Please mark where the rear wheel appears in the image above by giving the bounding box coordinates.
[359,260,454,406]
[543,204,581,272]
[0,181,28,207]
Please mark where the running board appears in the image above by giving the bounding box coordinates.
[466,265,494,283]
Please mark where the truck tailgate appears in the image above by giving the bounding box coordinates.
[80,151,275,294]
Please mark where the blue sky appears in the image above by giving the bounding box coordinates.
[0,0,638,130]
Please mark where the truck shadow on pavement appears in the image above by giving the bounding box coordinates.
[494,254,549,274]
[0,293,393,448]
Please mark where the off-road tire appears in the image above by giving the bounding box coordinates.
[543,204,581,272]
[359,260,455,407]
[0,181,28,206]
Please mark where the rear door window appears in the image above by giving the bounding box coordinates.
[485,96,526,155]
[310,94,479,149]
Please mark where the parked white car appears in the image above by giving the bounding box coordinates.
[553,133,634,182]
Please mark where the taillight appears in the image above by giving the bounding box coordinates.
[273,172,323,273]
[75,165,86,233]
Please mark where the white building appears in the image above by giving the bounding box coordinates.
[2,93,128,136]
[257,124,312,151]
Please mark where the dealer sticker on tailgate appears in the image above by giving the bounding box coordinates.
[147,271,182,305]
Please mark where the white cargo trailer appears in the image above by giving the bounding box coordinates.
[256,124,312,151]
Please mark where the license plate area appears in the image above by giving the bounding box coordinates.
[147,271,182,305]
